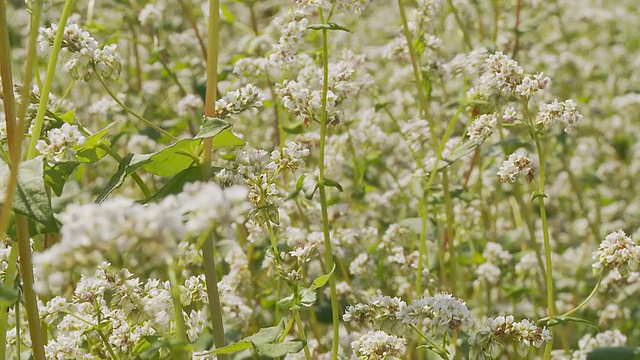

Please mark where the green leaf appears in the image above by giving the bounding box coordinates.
[0,157,59,232]
[210,129,246,149]
[307,22,352,33]
[196,117,231,138]
[75,121,120,163]
[299,287,317,309]
[428,141,479,172]
[276,295,295,310]
[95,153,134,203]
[311,264,335,289]
[246,318,286,344]
[210,340,253,355]
[0,283,19,307]
[530,191,547,203]
[44,161,80,196]
[549,316,600,331]
[283,121,306,134]
[254,340,306,358]
[323,178,343,192]
[587,347,640,360]
[129,138,200,177]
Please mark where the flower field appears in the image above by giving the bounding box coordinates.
[1,0,640,359]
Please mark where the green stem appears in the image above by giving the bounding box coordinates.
[532,130,555,359]
[409,324,449,359]
[293,311,312,360]
[446,0,472,50]
[16,215,46,360]
[317,10,340,360]
[26,0,75,159]
[560,276,602,318]
[93,67,177,140]
[168,260,189,359]
[201,1,228,357]
[442,169,458,295]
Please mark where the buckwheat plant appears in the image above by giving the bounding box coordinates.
[2,0,640,359]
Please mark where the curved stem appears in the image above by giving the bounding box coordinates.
[561,276,602,318]
[409,324,449,359]
[93,68,177,140]
[293,310,312,360]
[98,144,153,199]
[317,9,340,360]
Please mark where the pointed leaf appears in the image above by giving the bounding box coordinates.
[44,161,80,196]
[245,318,286,345]
[311,264,335,289]
[0,283,19,307]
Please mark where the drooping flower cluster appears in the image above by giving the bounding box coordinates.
[592,229,640,276]
[36,123,86,162]
[497,150,537,183]
[469,315,552,359]
[37,22,121,81]
[537,99,583,133]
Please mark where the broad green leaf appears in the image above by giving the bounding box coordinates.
[191,332,215,352]
[245,318,286,344]
[254,340,306,358]
[210,129,246,149]
[311,264,335,289]
[196,117,231,138]
[587,347,640,360]
[276,295,295,310]
[59,109,76,123]
[0,157,59,232]
[0,283,19,307]
[129,138,200,177]
[44,161,80,196]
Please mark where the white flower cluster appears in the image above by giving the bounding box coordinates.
[344,293,474,336]
[485,51,550,99]
[37,22,121,81]
[497,150,536,183]
[215,84,265,119]
[399,293,475,333]
[468,113,498,144]
[537,99,583,133]
[470,315,552,359]
[592,229,640,276]
[271,15,308,63]
[35,123,86,162]
[33,182,250,294]
[350,330,406,360]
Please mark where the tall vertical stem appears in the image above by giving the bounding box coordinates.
[532,131,555,360]
[201,1,228,358]
[317,10,340,360]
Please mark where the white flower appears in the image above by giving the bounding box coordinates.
[592,229,640,276]
[468,113,498,144]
